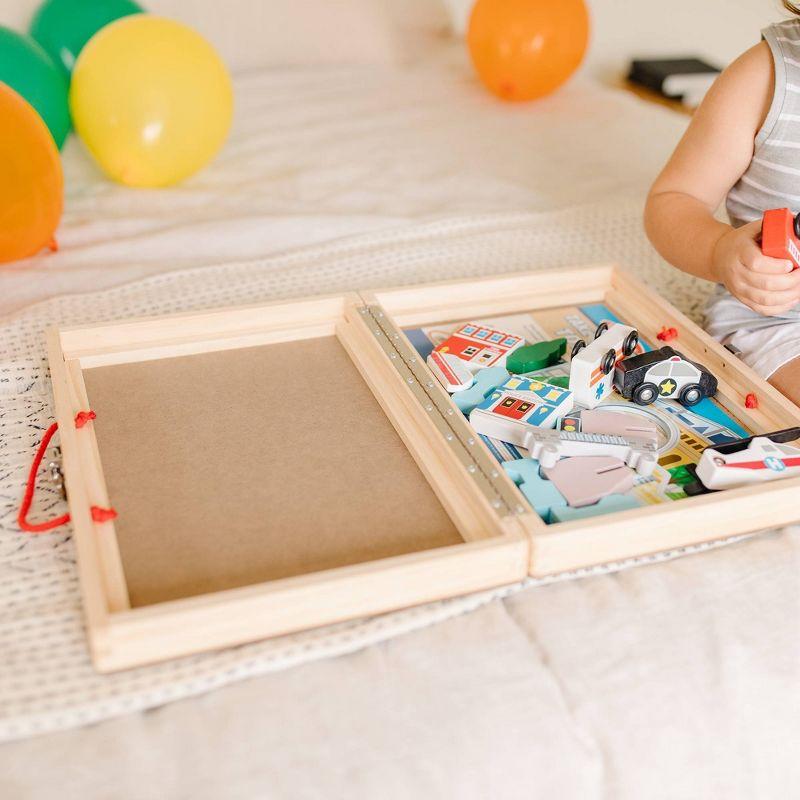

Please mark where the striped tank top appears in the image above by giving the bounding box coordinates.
[726,19,800,227]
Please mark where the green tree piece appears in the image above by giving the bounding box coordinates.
[507,338,567,374]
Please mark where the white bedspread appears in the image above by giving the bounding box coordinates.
[2,47,687,315]
[3,49,799,800]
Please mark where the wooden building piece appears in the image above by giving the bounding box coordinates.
[427,351,474,393]
[470,375,573,436]
[434,322,524,371]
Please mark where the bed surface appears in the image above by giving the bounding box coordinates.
[2,45,799,800]
[1,46,687,316]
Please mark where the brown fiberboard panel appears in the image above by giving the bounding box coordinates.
[81,336,462,607]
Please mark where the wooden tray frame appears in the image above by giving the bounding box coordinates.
[364,265,800,574]
[47,265,800,671]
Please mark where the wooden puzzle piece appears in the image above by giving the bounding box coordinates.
[482,423,658,476]
[559,409,658,448]
[542,456,635,507]
[434,322,525,371]
[569,322,639,408]
[549,493,642,523]
[502,457,566,521]
[427,351,474,393]
[452,367,509,414]
[470,377,573,437]
[506,338,567,374]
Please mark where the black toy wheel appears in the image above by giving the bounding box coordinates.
[633,382,658,405]
[679,383,703,407]
[594,322,609,339]
[600,349,616,375]
[571,339,586,359]
[622,330,639,356]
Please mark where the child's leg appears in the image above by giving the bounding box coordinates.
[705,287,800,407]
[768,359,800,407]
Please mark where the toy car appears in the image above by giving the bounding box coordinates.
[614,346,717,407]
[694,427,800,490]
[569,322,639,409]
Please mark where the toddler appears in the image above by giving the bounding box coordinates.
[645,2,800,405]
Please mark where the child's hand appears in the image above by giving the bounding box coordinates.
[712,221,800,316]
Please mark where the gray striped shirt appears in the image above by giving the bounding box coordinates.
[727,19,800,227]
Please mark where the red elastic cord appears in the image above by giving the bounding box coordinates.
[17,422,69,533]
[17,411,117,534]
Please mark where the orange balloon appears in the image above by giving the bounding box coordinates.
[468,0,589,101]
[0,81,63,263]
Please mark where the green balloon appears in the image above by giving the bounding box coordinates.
[0,27,70,149]
[30,0,143,78]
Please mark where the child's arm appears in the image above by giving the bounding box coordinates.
[645,42,800,316]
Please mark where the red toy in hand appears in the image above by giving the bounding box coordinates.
[762,208,800,269]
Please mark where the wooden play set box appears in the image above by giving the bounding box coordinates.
[48,264,800,671]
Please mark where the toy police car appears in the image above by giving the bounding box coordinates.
[614,346,717,407]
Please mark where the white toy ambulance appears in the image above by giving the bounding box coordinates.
[569,322,639,409]
[696,434,800,490]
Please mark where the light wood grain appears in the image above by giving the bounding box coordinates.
[64,359,130,612]
[47,330,114,663]
[531,474,800,575]
[95,533,528,671]
[60,295,353,366]
[361,264,614,327]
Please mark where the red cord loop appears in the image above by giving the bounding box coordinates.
[17,411,117,534]
[18,423,69,533]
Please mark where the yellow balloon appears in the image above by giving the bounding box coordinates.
[70,15,233,187]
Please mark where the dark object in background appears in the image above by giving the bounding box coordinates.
[627,57,721,107]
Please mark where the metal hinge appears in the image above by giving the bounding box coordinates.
[358,304,526,517]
